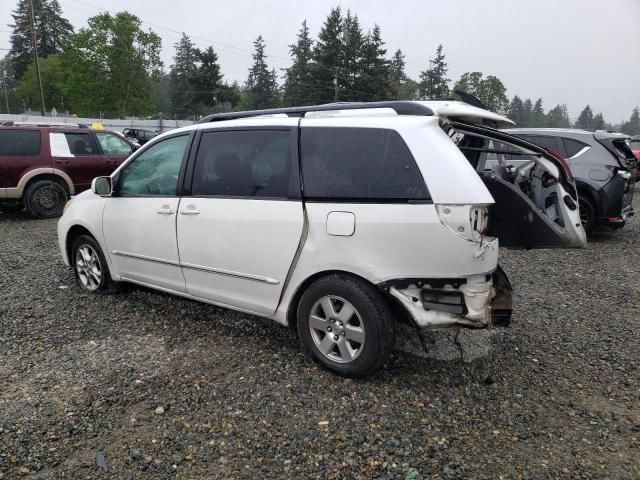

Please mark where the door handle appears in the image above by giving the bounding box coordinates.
[180,205,200,215]
[54,158,70,165]
[156,206,175,215]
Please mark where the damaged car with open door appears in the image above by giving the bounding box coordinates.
[57,100,586,377]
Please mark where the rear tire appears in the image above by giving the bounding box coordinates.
[71,234,120,293]
[297,274,395,378]
[24,180,67,219]
[578,195,597,236]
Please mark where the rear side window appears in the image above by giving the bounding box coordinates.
[301,127,429,201]
[517,135,560,153]
[192,130,292,198]
[50,132,97,156]
[0,130,40,155]
[562,138,589,158]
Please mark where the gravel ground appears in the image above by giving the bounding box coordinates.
[1,193,639,479]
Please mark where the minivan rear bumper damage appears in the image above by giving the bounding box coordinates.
[382,266,512,329]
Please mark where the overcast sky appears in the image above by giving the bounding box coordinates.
[1,0,638,122]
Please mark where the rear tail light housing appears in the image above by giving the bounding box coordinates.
[436,204,490,243]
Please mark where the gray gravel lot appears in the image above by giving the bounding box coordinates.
[1,194,639,479]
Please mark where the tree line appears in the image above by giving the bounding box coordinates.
[2,1,639,135]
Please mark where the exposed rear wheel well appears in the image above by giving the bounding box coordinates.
[576,185,599,217]
[286,270,403,329]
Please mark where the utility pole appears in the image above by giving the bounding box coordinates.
[333,73,338,102]
[0,68,9,114]
[29,0,46,116]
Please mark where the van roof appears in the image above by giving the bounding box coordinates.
[197,100,515,129]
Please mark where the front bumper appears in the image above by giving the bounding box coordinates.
[386,266,512,329]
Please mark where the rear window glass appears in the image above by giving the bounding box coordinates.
[562,138,589,158]
[613,139,635,160]
[301,127,429,201]
[0,129,40,155]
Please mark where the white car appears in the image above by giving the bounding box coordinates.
[57,101,586,377]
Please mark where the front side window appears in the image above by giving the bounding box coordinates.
[301,127,429,201]
[96,132,133,156]
[192,130,291,198]
[117,135,189,196]
[64,133,98,155]
[0,130,40,155]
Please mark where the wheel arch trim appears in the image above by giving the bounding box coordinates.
[5,168,75,199]
[284,269,378,328]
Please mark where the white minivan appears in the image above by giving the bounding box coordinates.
[57,101,586,376]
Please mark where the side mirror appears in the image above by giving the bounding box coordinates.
[92,176,112,196]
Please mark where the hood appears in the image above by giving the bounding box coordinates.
[416,100,515,129]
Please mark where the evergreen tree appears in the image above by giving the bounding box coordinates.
[282,20,315,107]
[545,104,571,128]
[418,44,449,99]
[591,112,605,131]
[532,98,545,127]
[191,46,223,112]
[356,25,391,101]
[575,105,594,130]
[243,36,279,110]
[389,49,405,86]
[169,33,200,116]
[507,95,525,125]
[312,7,344,103]
[621,107,640,135]
[522,98,533,127]
[9,0,73,79]
[217,81,242,111]
[341,11,365,101]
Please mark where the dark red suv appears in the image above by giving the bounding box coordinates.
[0,124,136,218]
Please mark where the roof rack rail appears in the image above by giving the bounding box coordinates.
[0,121,90,128]
[198,101,435,123]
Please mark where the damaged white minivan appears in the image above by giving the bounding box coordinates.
[57,101,586,377]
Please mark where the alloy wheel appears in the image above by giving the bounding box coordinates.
[75,245,102,291]
[308,295,365,364]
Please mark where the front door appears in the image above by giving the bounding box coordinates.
[177,127,304,316]
[103,133,192,292]
[94,131,134,173]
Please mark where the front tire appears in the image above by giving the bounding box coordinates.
[71,235,120,293]
[297,274,395,377]
[24,180,67,218]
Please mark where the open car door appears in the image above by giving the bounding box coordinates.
[447,121,587,249]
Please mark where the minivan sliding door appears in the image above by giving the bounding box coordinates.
[177,128,304,316]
